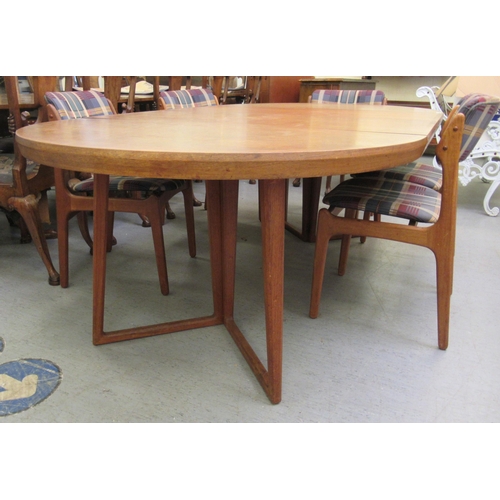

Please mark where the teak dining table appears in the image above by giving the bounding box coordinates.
[16,103,442,404]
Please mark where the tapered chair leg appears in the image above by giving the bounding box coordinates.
[338,208,357,276]
[434,246,453,350]
[360,211,371,244]
[106,212,115,252]
[165,201,175,220]
[57,212,71,289]
[310,209,335,319]
[86,212,116,255]
[180,182,196,258]
[338,234,352,277]
[77,212,94,250]
[146,199,169,296]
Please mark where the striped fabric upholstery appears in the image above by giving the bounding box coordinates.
[355,161,443,191]
[323,177,441,224]
[45,91,114,119]
[456,93,500,161]
[353,93,500,191]
[72,176,186,194]
[311,89,386,105]
[362,161,443,190]
[159,89,217,109]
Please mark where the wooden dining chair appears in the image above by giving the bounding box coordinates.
[356,93,500,218]
[0,76,60,285]
[44,90,196,293]
[309,106,465,351]
[351,93,500,193]
[347,93,500,241]
[218,76,264,105]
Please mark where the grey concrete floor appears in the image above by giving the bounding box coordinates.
[1,173,499,423]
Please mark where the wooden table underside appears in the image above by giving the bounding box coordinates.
[16,104,442,404]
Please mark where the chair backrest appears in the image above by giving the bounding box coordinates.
[244,76,264,104]
[2,76,37,192]
[158,88,218,110]
[456,93,500,161]
[311,89,386,105]
[218,76,264,105]
[44,90,115,120]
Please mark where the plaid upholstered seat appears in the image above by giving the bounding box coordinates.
[311,89,386,105]
[353,93,500,191]
[323,177,441,223]
[159,88,218,109]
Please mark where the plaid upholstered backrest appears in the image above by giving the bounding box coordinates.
[311,89,386,105]
[159,88,218,109]
[44,91,114,120]
[456,93,500,161]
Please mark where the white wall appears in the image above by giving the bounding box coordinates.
[369,76,450,102]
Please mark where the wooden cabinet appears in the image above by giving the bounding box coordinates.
[298,78,376,103]
[258,76,313,103]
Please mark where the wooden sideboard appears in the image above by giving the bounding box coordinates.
[299,78,376,103]
[258,76,313,103]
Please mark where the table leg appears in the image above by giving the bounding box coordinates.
[302,177,322,242]
[91,176,284,403]
[92,173,110,344]
[91,175,221,345]
[259,179,285,403]
[284,176,322,243]
[209,179,284,404]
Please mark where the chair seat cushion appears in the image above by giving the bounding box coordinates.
[323,177,441,223]
[352,161,442,191]
[71,176,187,194]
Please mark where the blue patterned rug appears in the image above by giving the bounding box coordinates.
[0,337,62,417]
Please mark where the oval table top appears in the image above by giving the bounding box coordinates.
[16,103,442,180]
